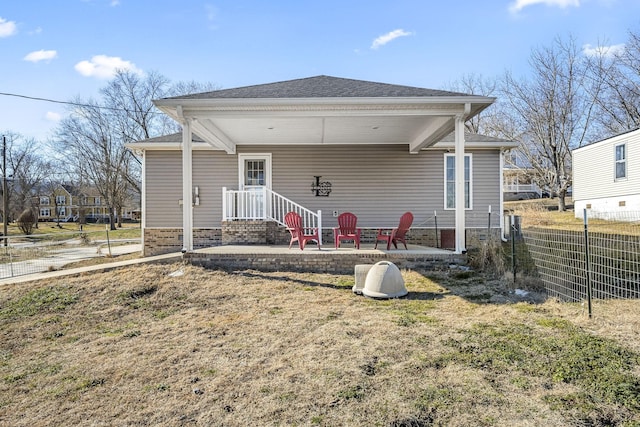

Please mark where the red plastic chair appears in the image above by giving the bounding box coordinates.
[284,211,321,250]
[375,212,413,250]
[333,212,361,249]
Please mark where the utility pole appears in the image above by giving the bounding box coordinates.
[3,135,7,246]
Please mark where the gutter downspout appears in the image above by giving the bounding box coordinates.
[454,103,470,254]
[500,149,509,242]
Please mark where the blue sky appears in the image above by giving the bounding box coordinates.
[1,0,639,141]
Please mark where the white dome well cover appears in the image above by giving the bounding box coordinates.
[362,261,408,299]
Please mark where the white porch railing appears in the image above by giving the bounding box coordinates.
[222,187,322,243]
[504,183,542,195]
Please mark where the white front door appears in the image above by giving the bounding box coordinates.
[238,154,272,219]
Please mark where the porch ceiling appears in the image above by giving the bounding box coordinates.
[156,100,492,154]
[193,114,450,146]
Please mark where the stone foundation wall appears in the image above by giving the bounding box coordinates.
[194,228,222,249]
[186,250,465,275]
[222,221,268,245]
[143,228,182,256]
[144,228,221,256]
[144,224,503,256]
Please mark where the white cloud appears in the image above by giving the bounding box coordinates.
[0,17,17,37]
[74,55,143,79]
[371,29,413,50]
[509,0,580,13]
[583,43,625,58]
[204,4,218,29]
[205,4,217,21]
[110,0,120,6]
[45,112,62,122]
[24,49,58,63]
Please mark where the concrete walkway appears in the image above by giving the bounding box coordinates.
[0,245,182,286]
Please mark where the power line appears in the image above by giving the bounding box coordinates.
[0,91,165,115]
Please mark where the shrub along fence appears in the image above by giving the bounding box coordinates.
[508,210,640,317]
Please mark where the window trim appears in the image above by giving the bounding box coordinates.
[444,153,472,210]
[615,142,627,181]
[238,153,272,190]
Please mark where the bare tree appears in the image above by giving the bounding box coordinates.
[0,132,51,223]
[100,70,221,203]
[497,36,596,211]
[584,29,640,136]
[167,79,221,97]
[56,98,133,230]
[56,70,220,229]
[446,73,499,134]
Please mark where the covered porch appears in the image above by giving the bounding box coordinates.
[151,76,497,255]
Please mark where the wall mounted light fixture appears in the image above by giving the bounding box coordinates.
[311,176,332,197]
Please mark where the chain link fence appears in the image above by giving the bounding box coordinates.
[0,229,139,280]
[506,208,640,315]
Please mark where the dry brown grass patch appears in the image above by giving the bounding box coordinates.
[0,263,639,426]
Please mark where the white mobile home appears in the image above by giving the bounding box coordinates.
[573,128,640,218]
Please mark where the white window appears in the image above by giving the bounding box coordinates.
[57,207,66,216]
[40,208,50,217]
[238,153,272,189]
[444,154,472,210]
[615,143,626,180]
[56,195,66,205]
[95,196,100,205]
[40,196,50,205]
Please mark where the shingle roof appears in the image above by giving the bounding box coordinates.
[141,133,204,143]
[163,75,471,100]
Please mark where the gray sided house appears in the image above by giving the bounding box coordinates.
[126,76,517,256]
[573,127,640,219]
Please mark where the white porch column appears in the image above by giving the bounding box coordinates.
[141,150,146,251]
[182,119,194,252]
[454,112,467,254]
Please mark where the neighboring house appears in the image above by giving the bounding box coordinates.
[79,190,110,223]
[573,127,640,219]
[37,185,75,222]
[503,151,544,201]
[36,184,140,223]
[126,75,518,255]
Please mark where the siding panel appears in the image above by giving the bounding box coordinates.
[145,145,503,229]
[574,132,640,201]
[241,145,500,229]
[193,151,237,227]
[145,151,183,227]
